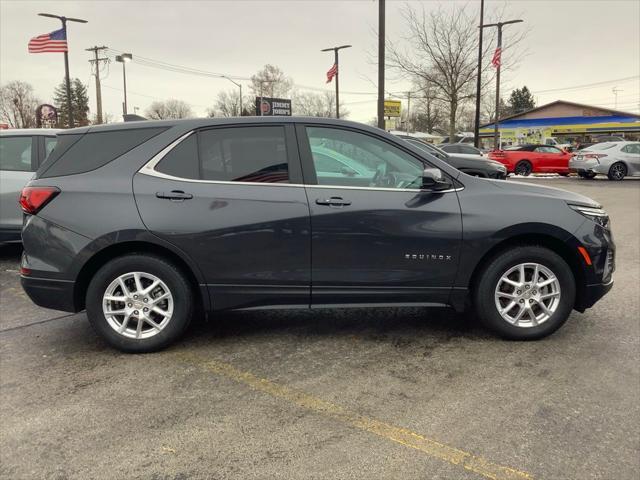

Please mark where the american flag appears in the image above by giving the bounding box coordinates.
[491,47,502,68]
[28,28,68,53]
[326,63,338,84]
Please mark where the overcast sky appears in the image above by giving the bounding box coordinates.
[1,0,639,123]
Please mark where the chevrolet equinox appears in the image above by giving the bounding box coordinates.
[19,118,614,352]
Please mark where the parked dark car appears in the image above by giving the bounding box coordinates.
[20,118,614,352]
[400,137,506,179]
[0,129,60,243]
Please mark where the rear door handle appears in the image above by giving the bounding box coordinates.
[156,190,193,201]
[315,196,351,207]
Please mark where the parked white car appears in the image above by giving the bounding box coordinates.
[569,141,640,181]
[0,129,60,243]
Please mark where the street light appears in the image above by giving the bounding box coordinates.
[223,76,242,116]
[321,44,351,119]
[259,80,274,116]
[115,53,132,116]
[482,19,523,150]
[38,13,88,128]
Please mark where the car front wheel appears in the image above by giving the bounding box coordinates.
[86,254,193,352]
[473,246,575,340]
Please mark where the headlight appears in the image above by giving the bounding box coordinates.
[569,204,610,229]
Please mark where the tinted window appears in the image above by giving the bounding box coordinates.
[306,126,426,189]
[460,145,480,155]
[198,126,288,183]
[156,134,199,179]
[44,137,57,158]
[622,143,640,154]
[40,127,166,178]
[0,136,33,171]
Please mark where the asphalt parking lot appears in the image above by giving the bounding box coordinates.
[1,177,638,480]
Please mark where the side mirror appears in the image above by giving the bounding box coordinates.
[421,168,452,191]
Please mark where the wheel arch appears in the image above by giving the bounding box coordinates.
[73,240,209,313]
[465,231,587,312]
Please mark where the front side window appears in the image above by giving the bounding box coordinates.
[306,126,425,189]
[0,136,33,171]
[535,146,561,154]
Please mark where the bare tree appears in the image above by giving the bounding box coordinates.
[292,91,348,118]
[387,3,526,139]
[145,99,193,120]
[210,89,250,117]
[249,64,293,99]
[411,81,444,133]
[0,81,41,128]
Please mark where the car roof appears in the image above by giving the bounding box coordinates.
[0,128,62,136]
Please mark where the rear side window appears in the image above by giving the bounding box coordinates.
[40,127,166,178]
[0,136,33,171]
[156,126,289,183]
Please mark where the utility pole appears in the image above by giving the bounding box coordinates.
[406,91,411,133]
[86,46,108,124]
[38,13,88,128]
[321,45,352,119]
[612,87,623,109]
[377,0,386,129]
[483,19,523,150]
[473,0,485,148]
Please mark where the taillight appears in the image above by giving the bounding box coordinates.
[19,186,60,215]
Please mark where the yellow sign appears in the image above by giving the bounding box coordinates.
[384,100,401,117]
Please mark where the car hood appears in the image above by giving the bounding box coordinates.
[488,179,601,207]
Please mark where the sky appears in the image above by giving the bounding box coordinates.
[1,0,639,124]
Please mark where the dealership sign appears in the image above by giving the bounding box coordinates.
[255,97,292,116]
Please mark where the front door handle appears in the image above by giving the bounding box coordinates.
[315,196,351,207]
[156,190,193,201]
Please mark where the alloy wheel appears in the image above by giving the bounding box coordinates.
[494,262,561,328]
[610,163,626,180]
[102,271,174,339]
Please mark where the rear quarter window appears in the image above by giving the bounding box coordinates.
[39,127,167,178]
[0,136,34,171]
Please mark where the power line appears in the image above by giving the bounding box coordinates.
[532,75,639,95]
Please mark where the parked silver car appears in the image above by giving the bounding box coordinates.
[569,141,640,180]
[0,129,60,243]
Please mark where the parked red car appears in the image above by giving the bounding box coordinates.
[488,144,573,176]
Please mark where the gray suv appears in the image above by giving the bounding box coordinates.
[0,129,59,243]
[19,118,614,352]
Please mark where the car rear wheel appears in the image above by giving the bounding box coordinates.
[86,254,193,352]
[473,245,575,340]
[607,162,627,181]
[514,160,532,176]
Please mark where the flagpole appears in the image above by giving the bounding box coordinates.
[321,45,351,119]
[334,49,340,119]
[37,13,87,128]
[61,19,73,127]
[482,19,523,151]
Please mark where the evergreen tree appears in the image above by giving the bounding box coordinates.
[53,78,90,127]
[508,86,535,115]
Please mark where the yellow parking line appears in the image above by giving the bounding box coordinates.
[177,352,534,480]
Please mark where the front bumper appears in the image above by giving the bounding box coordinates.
[21,275,78,312]
[578,279,614,310]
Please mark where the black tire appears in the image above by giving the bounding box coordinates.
[86,254,194,353]
[514,160,532,176]
[607,162,627,181]
[578,171,596,179]
[559,172,570,177]
[473,245,576,340]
